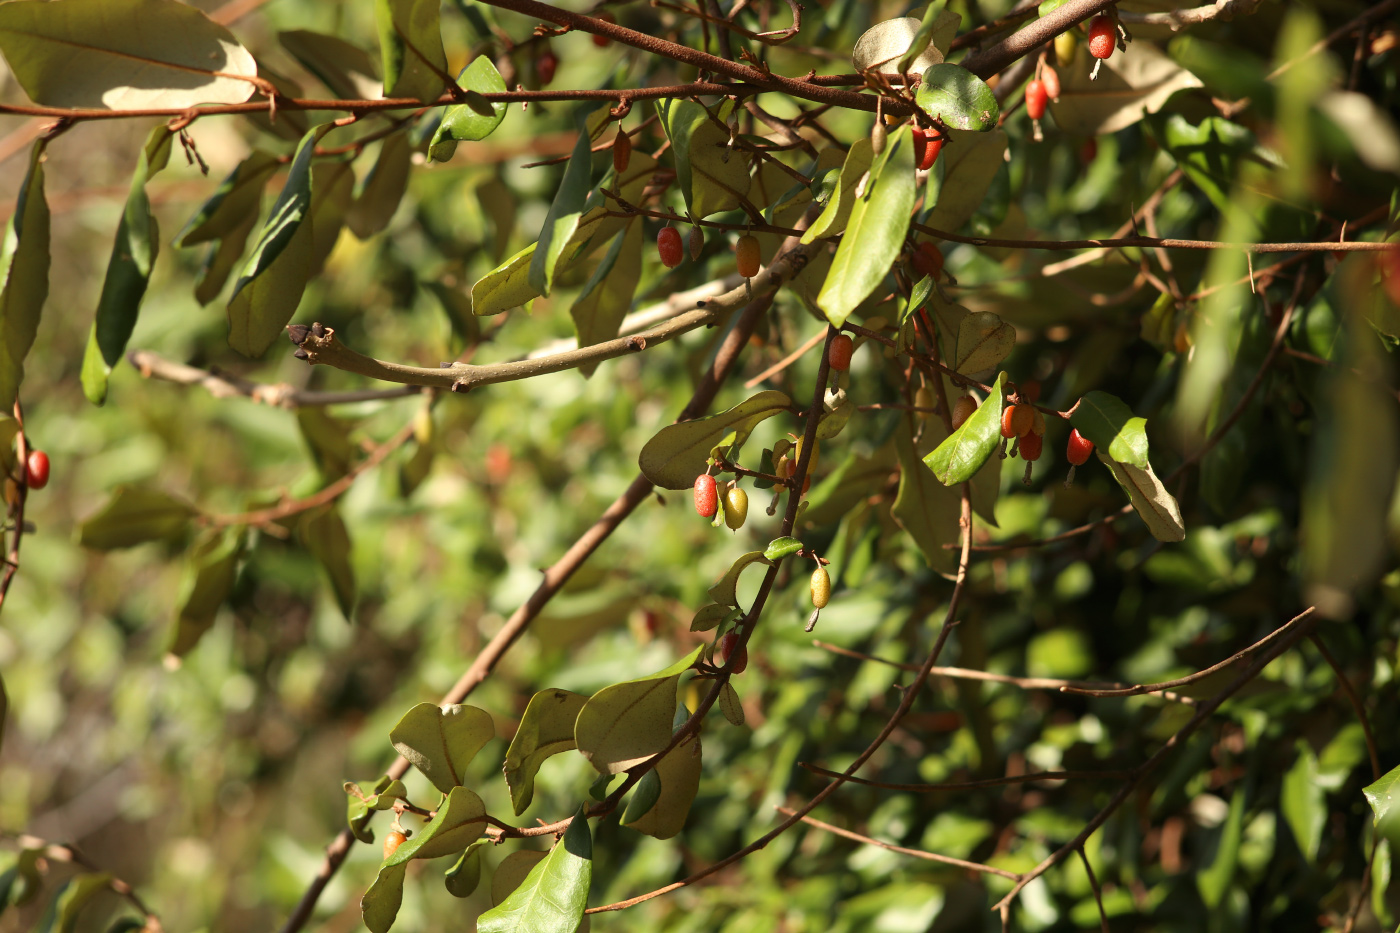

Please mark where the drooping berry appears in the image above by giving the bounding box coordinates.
[25,449,49,490]
[915,386,937,420]
[1019,431,1043,486]
[1001,404,1033,438]
[909,242,944,280]
[951,395,977,429]
[912,128,943,171]
[871,118,887,155]
[716,632,748,673]
[613,131,631,173]
[658,227,684,268]
[1025,79,1049,121]
[735,234,761,278]
[1054,29,1078,66]
[1066,428,1094,465]
[724,485,749,531]
[1040,64,1061,101]
[384,830,407,860]
[537,49,559,85]
[688,226,704,261]
[828,334,854,371]
[810,566,831,609]
[694,473,718,517]
[593,11,615,45]
[1088,15,1116,60]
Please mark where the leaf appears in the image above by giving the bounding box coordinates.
[708,551,771,607]
[298,504,356,618]
[177,151,278,303]
[570,220,643,375]
[297,407,357,482]
[491,851,548,906]
[916,63,1000,132]
[852,17,942,73]
[361,862,408,933]
[1050,41,1203,136]
[717,682,744,726]
[898,7,960,74]
[445,841,491,898]
[638,390,792,490]
[800,138,873,244]
[77,486,196,549]
[1196,787,1244,908]
[1364,762,1400,850]
[429,56,508,161]
[620,770,662,826]
[624,733,703,839]
[816,124,916,326]
[895,415,959,573]
[345,132,411,239]
[473,243,540,316]
[387,785,488,862]
[375,0,448,102]
[81,126,173,405]
[1281,741,1325,862]
[656,98,752,219]
[763,536,803,561]
[390,702,495,794]
[0,141,49,417]
[1096,451,1185,543]
[1318,90,1400,175]
[575,647,702,774]
[924,129,1006,233]
[1069,390,1149,469]
[168,526,244,658]
[0,0,257,110]
[504,688,588,815]
[689,604,736,633]
[279,30,381,100]
[478,810,592,933]
[308,160,354,274]
[953,311,1014,374]
[924,373,1005,485]
[39,872,111,933]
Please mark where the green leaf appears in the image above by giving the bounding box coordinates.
[800,138,873,244]
[299,504,357,619]
[623,733,702,839]
[655,98,752,219]
[492,851,548,906]
[168,526,245,658]
[895,415,959,573]
[916,63,1000,132]
[620,770,662,826]
[575,647,703,774]
[0,0,257,109]
[570,220,643,376]
[763,536,803,561]
[297,407,357,482]
[708,551,771,607]
[717,682,744,726]
[390,701,495,794]
[1069,390,1149,469]
[445,841,491,898]
[279,30,381,100]
[77,486,196,550]
[816,125,915,327]
[37,872,111,933]
[923,129,1006,233]
[0,672,7,760]
[308,160,355,274]
[375,0,448,102]
[638,390,791,490]
[176,151,278,305]
[1197,786,1244,908]
[924,373,1004,485]
[1281,741,1325,862]
[689,604,736,633]
[387,785,488,862]
[473,243,540,316]
[477,808,592,933]
[0,141,49,417]
[1096,451,1186,543]
[953,310,1014,374]
[852,17,943,73]
[898,6,960,74]
[429,56,508,161]
[81,126,173,405]
[360,862,408,933]
[530,119,600,297]
[504,688,588,815]
[1364,763,1400,850]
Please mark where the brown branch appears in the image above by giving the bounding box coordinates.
[959,0,1122,79]
[1076,846,1111,933]
[798,763,1133,792]
[1119,0,1263,28]
[127,350,422,408]
[774,808,1019,879]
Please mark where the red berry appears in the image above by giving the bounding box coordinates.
[384,830,407,860]
[735,234,761,278]
[1066,428,1094,465]
[909,242,944,280]
[1019,431,1043,462]
[912,128,943,171]
[716,632,748,673]
[1040,65,1061,101]
[1088,16,1115,60]
[538,50,558,85]
[828,334,854,371]
[658,227,683,268]
[1001,404,1033,439]
[613,131,631,173]
[25,449,49,490]
[693,473,718,517]
[1025,79,1048,121]
[951,395,977,429]
[593,12,614,46]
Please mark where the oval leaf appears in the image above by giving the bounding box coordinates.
[347,131,411,238]
[430,56,508,160]
[954,311,1015,374]
[504,688,588,815]
[279,29,380,100]
[77,486,196,550]
[445,841,491,898]
[387,785,488,863]
[574,647,702,774]
[707,551,771,607]
[852,17,942,73]
[923,129,1007,233]
[1070,390,1150,469]
[361,862,407,933]
[624,733,702,839]
[299,504,356,620]
[916,63,1000,132]
[0,141,49,417]
[924,373,1005,485]
[1096,450,1186,542]
[389,702,494,794]
[639,390,792,490]
[375,0,448,102]
[894,415,960,573]
[477,808,592,933]
[168,526,244,658]
[763,536,803,561]
[656,98,752,219]
[800,138,873,244]
[717,682,744,726]
[1364,762,1400,849]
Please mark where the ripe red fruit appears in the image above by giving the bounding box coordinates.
[658,227,683,268]
[735,234,761,278]
[951,395,977,429]
[1019,431,1043,461]
[593,12,615,45]
[1040,65,1061,101]
[828,333,854,371]
[909,242,944,280]
[693,473,718,517]
[537,50,558,85]
[613,131,631,173]
[912,128,943,171]
[1088,16,1115,60]
[1025,79,1048,121]
[716,632,748,673]
[1066,428,1094,465]
[384,830,407,860]
[1001,404,1033,439]
[25,449,49,490]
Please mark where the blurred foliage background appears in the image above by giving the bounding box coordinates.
[1,0,1399,930]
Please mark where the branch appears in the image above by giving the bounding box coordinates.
[960,0,1122,79]
[774,808,1019,879]
[127,349,422,407]
[1118,0,1263,28]
[797,763,1134,792]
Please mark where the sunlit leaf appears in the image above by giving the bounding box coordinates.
[800,138,873,244]
[570,220,643,376]
[0,141,49,416]
[924,373,1005,485]
[656,98,752,219]
[852,17,942,73]
[916,64,999,132]
[279,29,381,100]
[390,702,495,794]
[478,808,592,933]
[1050,41,1202,137]
[639,391,792,490]
[575,647,702,774]
[504,689,588,815]
[430,56,509,160]
[1069,390,1149,469]
[708,551,771,607]
[953,311,1014,374]
[375,0,448,102]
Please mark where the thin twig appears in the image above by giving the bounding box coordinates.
[774,808,1019,879]
[797,763,1134,792]
[1076,846,1111,933]
[127,350,422,408]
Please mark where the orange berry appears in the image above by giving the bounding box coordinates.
[613,131,631,173]
[912,128,942,171]
[1019,431,1043,462]
[1040,64,1061,101]
[828,334,854,371]
[384,830,407,860]
[735,234,761,278]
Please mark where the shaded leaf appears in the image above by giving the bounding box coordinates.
[924,373,1005,485]
[924,129,1006,233]
[478,809,592,933]
[390,702,495,794]
[279,29,380,100]
[77,486,196,550]
[0,141,49,417]
[1051,41,1202,136]
[168,526,244,657]
[491,851,548,906]
[1281,741,1325,862]
[620,770,662,826]
[575,647,703,774]
[430,56,508,161]
[570,220,643,375]
[625,733,702,839]
[445,841,491,898]
[717,682,744,726]
[895,414,959,573]
[38,872,111,933]
[299,504,356,619]
[361,862,408,933]
[689,604,737,633]
[1097,451,1185,543]
[375,0,448,102]
[852,17,942,73]
[953,311,1014,374]
[504,688,588,815]
[899,7,960,74]
[916,63,999,132]
[638,390,791,490]
[656,98,752,219]
[348,132,412,238]
[1196,787,1244,908]
[308,160,355,274]
[1069,390,1149,469]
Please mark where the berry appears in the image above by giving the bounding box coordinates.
[1088,16,1115,60]
[693,473,718,517]
[915,386,936,420]
[593,12,614,45]
[613,131,631,173]
[1029,407,1046,437]
[1001,404,1033,439]
[724,485,749,530]
[735,234,761,278]
[1054,29,1078,66]
[912,128,943,171]
[951,395,977,429]
[384,830,407,860]
[25,449,49,490]
[1019,431,1043,461]
[1040,64,1061,102]
[689,226,704,261]
[909,242,944,280]
[658,227,684,268]
[775,455,792,481]
[810,566,831,609]
[1066,428,1094,465]
[537,49,558,85]
[871,118,886,155]
[716,632,748,673]
[1019,379,1041,404]
[1025,79,1048,121]
[828,334,854,371]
